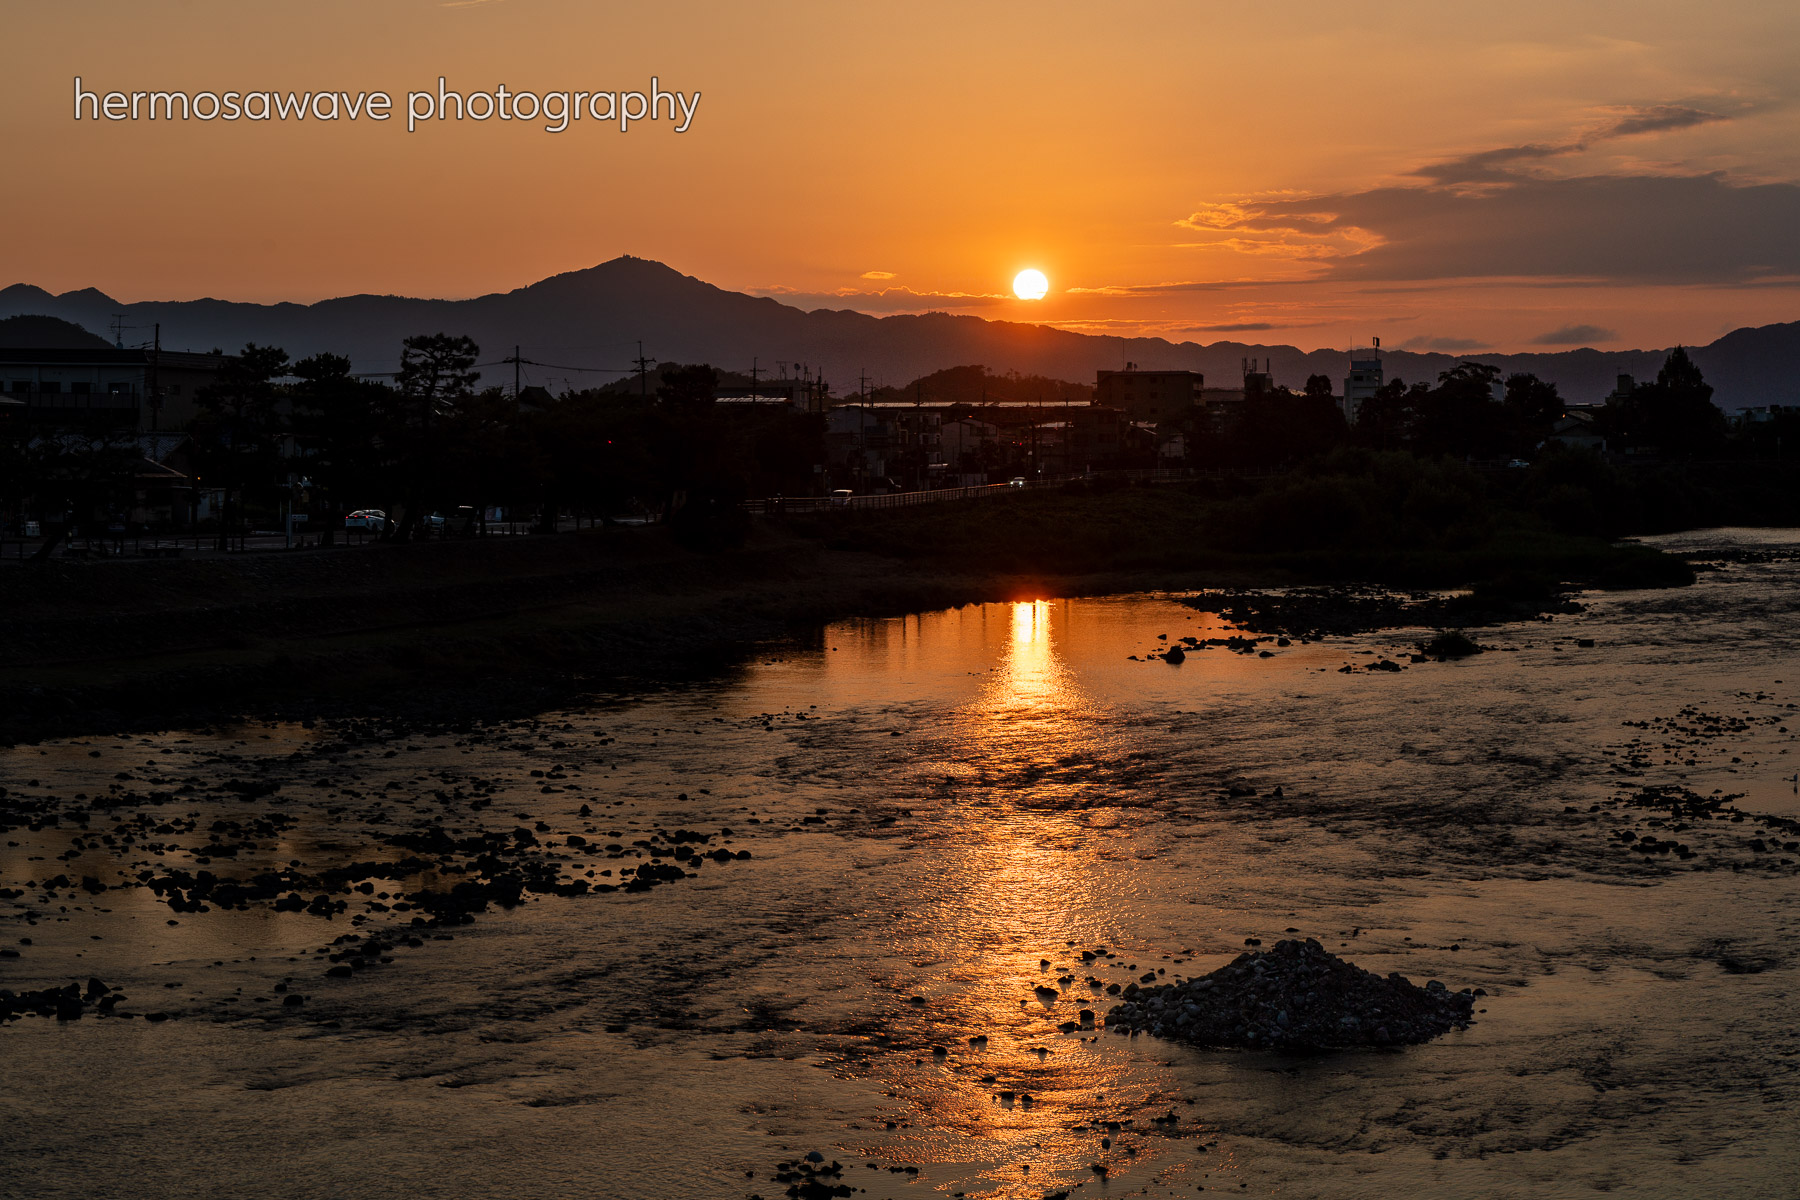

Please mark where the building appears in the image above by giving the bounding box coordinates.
[1094,364,1204,423]
[1546,409,1605,453]
[1738,404,1800,425]
[1341,341,1383,424]
[713,374,831,413]
[940,417,998,468]
[0,346,224,431]
[825,405,894,485]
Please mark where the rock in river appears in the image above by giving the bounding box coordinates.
[1104,938,1477,1050]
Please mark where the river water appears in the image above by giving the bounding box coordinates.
[3,528,1799,1199]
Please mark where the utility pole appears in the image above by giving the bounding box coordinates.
[499,346,529,400]
[915,380,924,490]
[858,369,870,486]
[634,341,654,399]
[148,323,161,432]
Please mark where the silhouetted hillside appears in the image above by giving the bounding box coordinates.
[1,258,1794,406]
[0,313,113,349]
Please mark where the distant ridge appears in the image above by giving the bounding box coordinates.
[1,257,1795,407]
[0,313,114,350]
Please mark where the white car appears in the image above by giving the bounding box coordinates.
[1007,477,1027,488]
[344,509,387,531]
[829,489,854,507]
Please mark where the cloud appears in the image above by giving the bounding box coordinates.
[1413,143,1571,185]
[1597,104,1731,140]
[1277,172,1800,283]
[1399,335,1491,352]
[1065,278,1294,297]
[1173,103,1800,286]
[1193,322,1277,332]
[751,284,1008,313]
[1182,110,1800,284]
[860,270,896,280]
[1413,104,1736,184]
[1532,323,1619,345]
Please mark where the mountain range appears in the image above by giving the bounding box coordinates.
[3,256,1797,408]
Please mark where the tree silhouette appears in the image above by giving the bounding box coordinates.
[1503,373,1562,442]
[1603,347,1726,457]
[189,343,290,550]
[392,334,480,539]
[655,363,719,410]
[288,352,402,540]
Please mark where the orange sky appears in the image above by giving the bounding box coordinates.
[5,0,1799,352]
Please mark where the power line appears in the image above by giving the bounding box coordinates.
[472,357,629,374]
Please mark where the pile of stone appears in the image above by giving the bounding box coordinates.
[1104,938,1478,1050]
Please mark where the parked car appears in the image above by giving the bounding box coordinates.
[1007,476,1027,488]
[344,509,386,531]
[829,489,854,507]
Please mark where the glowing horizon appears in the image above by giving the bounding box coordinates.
[4,1,1799,353]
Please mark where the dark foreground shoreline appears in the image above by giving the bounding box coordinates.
[0,493,1694,744]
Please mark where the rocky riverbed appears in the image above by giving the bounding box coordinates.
[5,527,1800,1199]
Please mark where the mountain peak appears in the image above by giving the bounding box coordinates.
[54,286,122,307]
[0,283,57,306]
[516,256,709,297]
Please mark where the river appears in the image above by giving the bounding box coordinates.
[3,528,1798,1199]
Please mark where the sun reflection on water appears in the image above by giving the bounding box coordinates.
[843,601,1187,1194]
[942,600,1103,796]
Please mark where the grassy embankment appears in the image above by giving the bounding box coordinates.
[793,453,1703,592]
[0,450,1734,739]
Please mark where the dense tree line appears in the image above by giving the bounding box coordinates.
[262,340,824,543]
[3,335,826,550]
[1185,347,1736,468]
[0,337,1762,559]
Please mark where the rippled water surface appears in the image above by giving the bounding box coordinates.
[5,528,1800,1199]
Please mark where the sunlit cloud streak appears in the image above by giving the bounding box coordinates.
[1177,104,1800,285]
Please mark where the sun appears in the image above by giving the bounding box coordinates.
[1013,268,1049,300]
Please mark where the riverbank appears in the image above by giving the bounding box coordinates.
[0,484,1695,743]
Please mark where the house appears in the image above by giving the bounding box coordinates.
[940,417,998,468]
[1199,388,1247,432]
[20,430,197,528]
[1154,426,1186,462]
[825,405,894,483]
[0,346,225,432]
[1546,409,1605,452]
[517,385,556,411]
[1737,404,1800,426]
